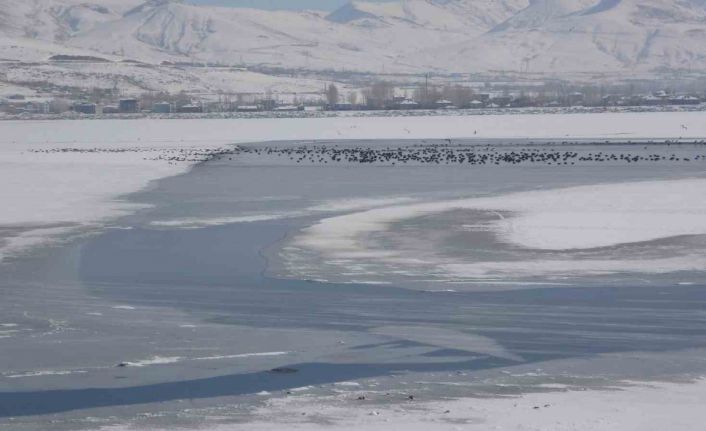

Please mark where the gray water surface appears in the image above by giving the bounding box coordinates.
[1,139,706,430]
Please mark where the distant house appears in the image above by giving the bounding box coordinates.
[119,99,139,113]
[469,100,484,108]
[17,102,47,114]
[74,103,97,115]
[568,92,585,105]
[477,93,491,102]
[102,105,120,114]
[510,96,533,108]
[601,94,621,106]
[273,105,303,112]
[235,105,259,112]
[642,95,665,106]
[490,96,511,107]
[332,102,353,111]
[397,99,419,109]
[152,102,173,114]
[176,104,203,113]
[624,96,642,106]
[670,95,701,105]
[260,99,276,111]
[435,99,454,109]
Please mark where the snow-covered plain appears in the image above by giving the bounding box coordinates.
[2,111,706,263]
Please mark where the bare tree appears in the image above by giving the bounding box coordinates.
[326,83,339,106]
[348,91,358,105]
[363,81,394,109]
[442,85,474,108]
[48,98,71,114]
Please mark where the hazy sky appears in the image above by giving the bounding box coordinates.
[188,0,355,11]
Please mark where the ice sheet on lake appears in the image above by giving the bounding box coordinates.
[290,178,706,282]
[371,326,523,362]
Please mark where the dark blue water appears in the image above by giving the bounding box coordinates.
[3,220,706,419]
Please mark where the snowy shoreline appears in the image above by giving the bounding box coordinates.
[2,111,706,262]
[218,377,706,431]
[100,377,706,431]
[2,104,706,122]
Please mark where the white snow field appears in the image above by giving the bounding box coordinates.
[1,111,706,262]
[103,378,706,431]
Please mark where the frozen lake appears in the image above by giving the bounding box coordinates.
[1,139,706,430]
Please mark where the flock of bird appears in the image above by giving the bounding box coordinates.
[31,141,706,166]
[217,143,706,166]
[30,147,218,163]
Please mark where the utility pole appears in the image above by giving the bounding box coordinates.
[521,58,531,75]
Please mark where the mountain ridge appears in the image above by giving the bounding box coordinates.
[1,0,706,77]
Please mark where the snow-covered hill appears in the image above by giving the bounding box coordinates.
[1,0,706,81]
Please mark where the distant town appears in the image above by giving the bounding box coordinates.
[1,79,704,117]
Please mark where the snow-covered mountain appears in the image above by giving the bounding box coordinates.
[326,0,528,31]
[0,0,142,40]
[491,0,597,32]
[431,0,706,75]
[2,0,706,78]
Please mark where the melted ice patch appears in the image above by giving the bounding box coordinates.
[309,197,416,212]
[148,196,415,230]
[5,370,88,379]
[118,352,291,368]
[150,214,296,229]
[193,352,290,361]
[121,356,182,367]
